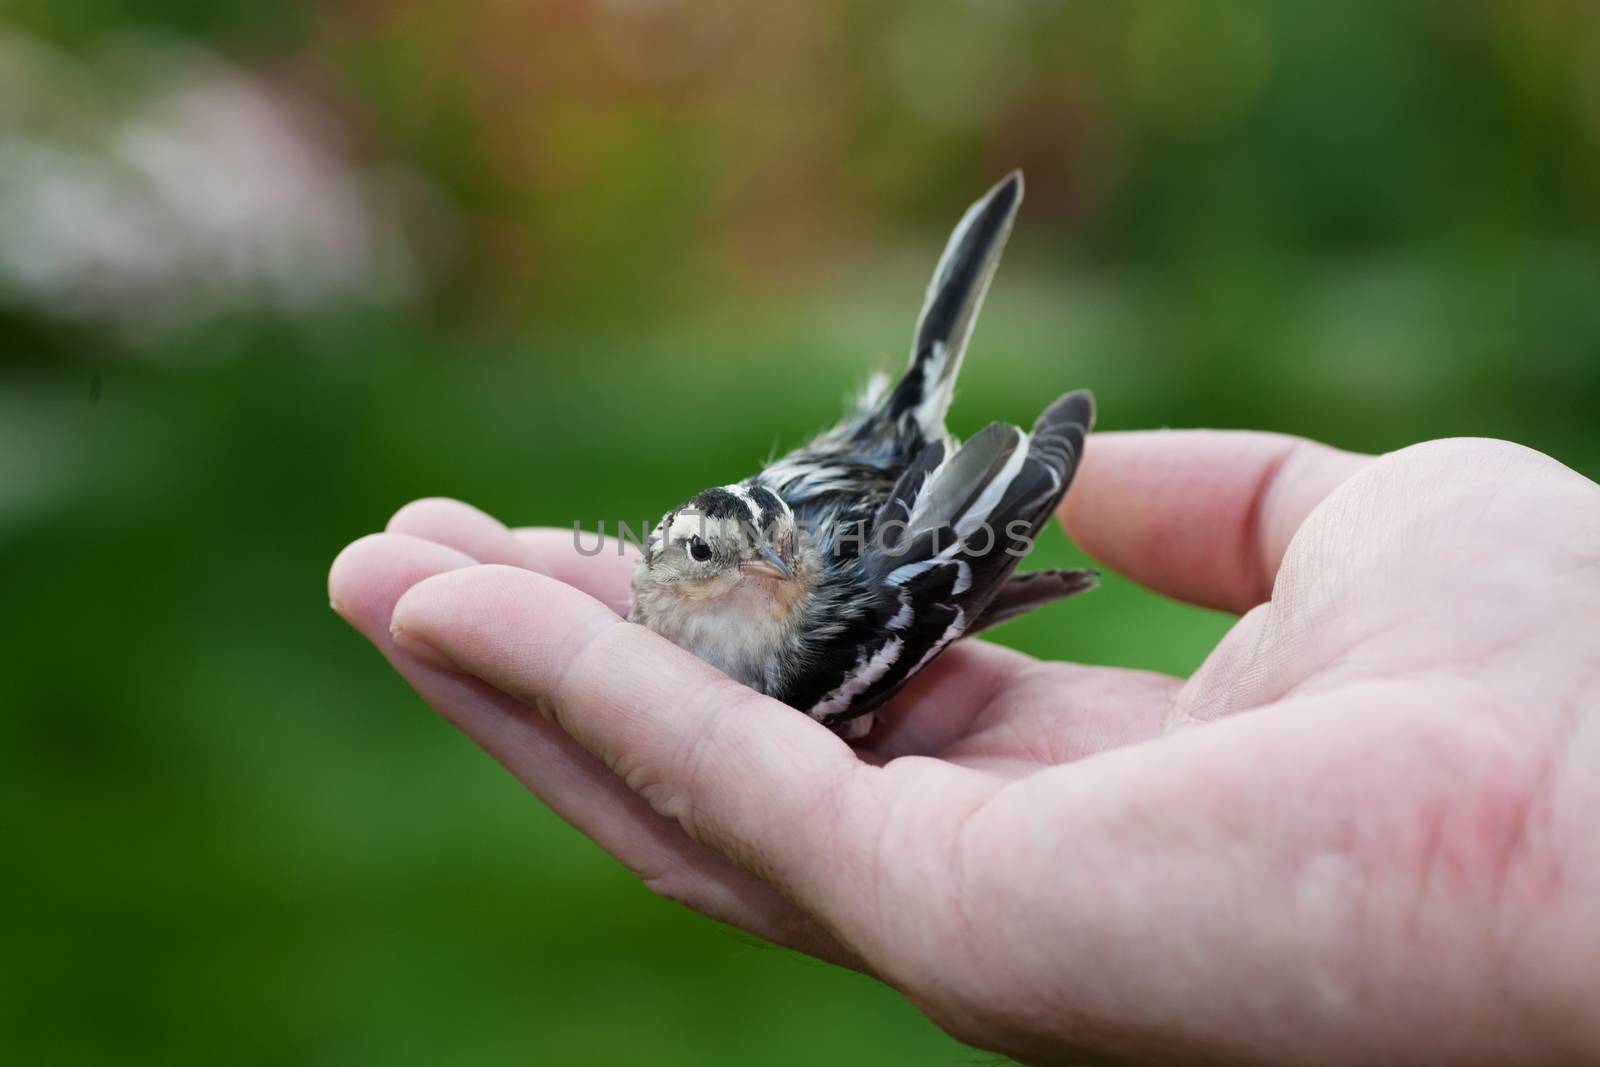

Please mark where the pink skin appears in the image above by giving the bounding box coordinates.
[329,431,1600,1066]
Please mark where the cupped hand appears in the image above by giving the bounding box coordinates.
[328,432,1600,1067]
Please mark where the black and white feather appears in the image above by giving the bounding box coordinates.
[629,172,1096,739]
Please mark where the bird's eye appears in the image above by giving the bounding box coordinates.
[687,536,713,562]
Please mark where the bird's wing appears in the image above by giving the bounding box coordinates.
[801,390,1095,729]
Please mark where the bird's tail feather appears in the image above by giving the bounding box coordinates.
[870,171,1024,445]
[969,568,1099,634]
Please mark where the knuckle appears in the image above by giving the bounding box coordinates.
[547,611,628,711]
[629,772,683,824]
[665,684,769,863]
[638,869,695,908]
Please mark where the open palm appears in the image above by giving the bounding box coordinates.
[330,430,1600,1066]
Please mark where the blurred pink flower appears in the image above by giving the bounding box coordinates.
[0,28,442,341]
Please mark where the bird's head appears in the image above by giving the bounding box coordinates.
[635,484,805,605]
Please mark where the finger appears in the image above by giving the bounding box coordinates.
[389,564,976,953]
[329,534,854,964]
[387,497,531,567]
[385,498,636,614]
[1058,430,1370,614]
[513,528,636,616]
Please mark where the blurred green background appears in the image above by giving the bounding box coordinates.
[3,1,1598,1063]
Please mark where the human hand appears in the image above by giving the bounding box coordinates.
[329,432,1600,1066]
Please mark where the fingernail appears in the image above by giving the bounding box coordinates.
[390,623,457,671]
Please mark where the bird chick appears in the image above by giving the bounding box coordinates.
[629,172,1095,739]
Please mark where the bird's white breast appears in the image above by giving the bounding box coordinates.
[630,572,807,693]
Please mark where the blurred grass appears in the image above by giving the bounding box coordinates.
[5,257,1595,1063]
[4,1,1600,1063]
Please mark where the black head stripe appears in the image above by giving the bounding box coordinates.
[749,485,786,531]
[690,488,752,523]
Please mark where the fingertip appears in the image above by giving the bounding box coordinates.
[329,532,478,638]
[328,531,389,619]
[386,495,483,532]
[388,561,509,636]
[387,497,528,566]
[387,620,461,672]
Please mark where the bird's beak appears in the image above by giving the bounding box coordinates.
[741,544,793,581]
